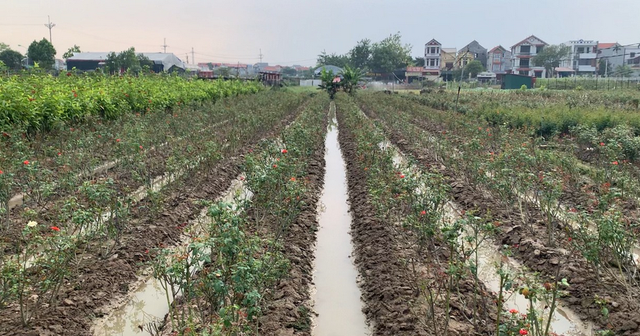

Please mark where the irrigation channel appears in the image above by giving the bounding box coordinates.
[92,176,252,336]
[376,128,593,334]
[311,103,370,335]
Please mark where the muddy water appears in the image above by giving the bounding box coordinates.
[374,128,592,335]
[312,109,370,336]
[92,176,251,336]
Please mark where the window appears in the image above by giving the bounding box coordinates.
[520,59,530,67]
[520,45,531,54]
[536,46,544,54]
[577,47,584,53]
[578,59,591,65]
[631,52,636,58]
[519,70,528,75]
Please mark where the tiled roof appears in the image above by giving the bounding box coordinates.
[511,35,548,49]
[489,45,507,53]
[598,43,618,50]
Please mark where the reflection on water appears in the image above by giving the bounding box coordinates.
[92,176,250,336]
[312,103,370,336]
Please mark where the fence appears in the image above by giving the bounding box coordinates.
[536,77,640,90]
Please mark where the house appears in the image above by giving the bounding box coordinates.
[455,50,474,69]
[405,66,428,83]
[487,45,512,79]
[598,43,640,75]
[440,48,457,70]
[459,40,488,68]
[67,52,185,72]
[424,39,442,76]
[511,35,548,77]
[559,39,598,75]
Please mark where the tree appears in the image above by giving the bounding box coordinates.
[281,67,298,77]
[614,64,633,77]
[105,47,152,74]
[369,32,412,78]
[464,60,484,78]
[348,39,372,70]
[340,65,363,95]
[532,44,570,78]
[318,68,340,99]
[316,51,350,68]
[62,45,81,59]
[0,42,9,53]
[0,49,24,70]
[598,59,613,76]
[413,57,425,67]
[27,39,56,69]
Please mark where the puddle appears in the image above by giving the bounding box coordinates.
[311,104,370,336]
[92,176,251,336]
[444,203,592,336]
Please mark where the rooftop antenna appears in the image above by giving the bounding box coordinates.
[162,38,168,53]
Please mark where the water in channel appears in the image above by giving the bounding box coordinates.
[312,103,370,336]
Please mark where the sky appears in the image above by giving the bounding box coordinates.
[1,0,639,67]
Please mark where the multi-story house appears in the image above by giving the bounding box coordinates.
[487,45,512,75]
[559,39,598,75]
[599,43,640,75]
[424,39,441,76]
[511,35,548,77]
[459,40,488,69]
[440,48,456,70]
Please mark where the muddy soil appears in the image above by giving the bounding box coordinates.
[0,109,301,336]
[360,104,640,335]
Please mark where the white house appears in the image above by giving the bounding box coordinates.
[598,43,640,76]
[559,39,598,75]
[511,35,548,77]
[424,39,441,76]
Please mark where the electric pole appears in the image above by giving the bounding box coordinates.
[191,47,195,65]
[162,38,168,53]
[186,54,189,64]
[44,15,56,44]
[259,49,263,63]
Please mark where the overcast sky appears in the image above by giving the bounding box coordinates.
[1,0,638,66]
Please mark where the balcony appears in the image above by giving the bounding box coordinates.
[578,65,596,72]
[579,53,597,59]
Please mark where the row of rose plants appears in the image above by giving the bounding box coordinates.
[0,78,264,230]
[411,90,640,137]
[0,73,261,132]
[357,92,628,333]
[342,93,573,336]
[0,90,309,327]
[149,93,329,335]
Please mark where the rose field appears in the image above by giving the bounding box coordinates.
[2,74,640,336]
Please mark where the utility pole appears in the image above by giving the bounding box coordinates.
[162,38,168,53]
[191,47,195,65]
[44,15,56,44]
[186,54,189,64]
[259,49,263,63]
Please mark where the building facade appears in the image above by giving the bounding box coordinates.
[487,45,512,74]
[559,39,598,75]
[599,43,640,76]
[460,40,488,68]
[511,35,548,77]
[440,48,456,70]
[424,39,442,76]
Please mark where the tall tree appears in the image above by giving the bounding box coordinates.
[614,64,633,77]
[27,39,57,69]
[369,32,412,77]
[348,39,372,70]
[532,44,570,78]
[464,60,484,78]
[0,42,9,53]
[316,51,350,68]
[0,49,24,70]
[62,45,82,59]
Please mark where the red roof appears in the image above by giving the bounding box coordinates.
[598,43,618,50]
[425,39,441,46]
[406,67,425,72]
[511,35,548,49]
[489,45,507,54]
[262,66,281,72]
